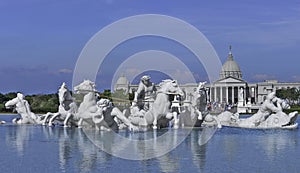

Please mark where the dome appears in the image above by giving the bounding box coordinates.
[114,75,130,93]
[116,75,129,85]
[219,47,242,79]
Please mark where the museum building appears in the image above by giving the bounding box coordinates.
[114,47,300,106]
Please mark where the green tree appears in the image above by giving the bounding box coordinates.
[276,87,300,105]
[100,89,112,99]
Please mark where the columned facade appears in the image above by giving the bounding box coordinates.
[114,46,300,106]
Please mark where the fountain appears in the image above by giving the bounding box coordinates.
[3,77,298,130]
[208,92,298,129]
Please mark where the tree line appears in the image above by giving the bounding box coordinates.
[0,92,59,113]
[0,89,132,114]
[2,87,298,114]
[276,87,300,105]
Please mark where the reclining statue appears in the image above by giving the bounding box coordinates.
[216,92,298,129]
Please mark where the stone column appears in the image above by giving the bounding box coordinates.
[232,87,234,104]
[253,87,256,104]
[209,87,212,101]
[206,87,210,103]
[226,86,229,104]
[220,86,223,103]
[214,87,217,102]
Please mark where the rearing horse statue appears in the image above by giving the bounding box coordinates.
[45,82,78,127]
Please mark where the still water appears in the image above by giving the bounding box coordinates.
[0,114,300,173]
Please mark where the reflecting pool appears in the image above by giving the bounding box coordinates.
[0,114,299,173]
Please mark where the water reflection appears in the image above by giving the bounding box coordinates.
[190,129,209,172]
[257,130,299,159]
[5,125,33,156]
[42,127,108,173]
[2,114,300,173]
[83,127,191,161]
[6,125,210,172]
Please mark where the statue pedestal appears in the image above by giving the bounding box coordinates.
[237,101,252,113]
[237,106,247,113]
[238,100,245,113]
[237,101,244,107]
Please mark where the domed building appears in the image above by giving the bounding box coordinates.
[208,46,300,108]
[209,46,248,105]
[219,46,242,79]
[114,74,130,93]
[114,46,300,112]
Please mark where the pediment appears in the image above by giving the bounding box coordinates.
[215,77,246,84]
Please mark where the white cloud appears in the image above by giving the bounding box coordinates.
[58,68,73,74]
[251,74,276,82]
[292,75,300,82]
[260,19,300,26]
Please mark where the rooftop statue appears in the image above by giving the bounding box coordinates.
[5,93,44,124]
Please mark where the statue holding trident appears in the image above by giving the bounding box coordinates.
[133,75,157,111]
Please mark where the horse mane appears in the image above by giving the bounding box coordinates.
[74,80,96,92]
[158,79,176,91]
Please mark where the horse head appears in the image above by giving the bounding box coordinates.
[74,80,96,94]
[197,81,207,92]
[58,83,70,102]
[58,83,75,111]
[158,79,184,96]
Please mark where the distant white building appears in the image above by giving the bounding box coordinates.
[114,46,300,106]
[114,74,130,94]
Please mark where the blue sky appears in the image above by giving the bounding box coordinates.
[0,0,300,94]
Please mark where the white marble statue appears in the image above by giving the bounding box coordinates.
[73,80,137,131]
[215,92,298,129]
[238,87,244,102]
[5,93,43,124]
[237,87,244,107]
[132,75,157,111]
[193,82,222,128]
[73,80,104,128]
[129,79,184,129]
[193,81,207,120]
[44,82,78,127]
[168,94,182,129]
[96,99,138,131]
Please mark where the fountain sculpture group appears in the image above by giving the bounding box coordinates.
[2,75,299,130]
